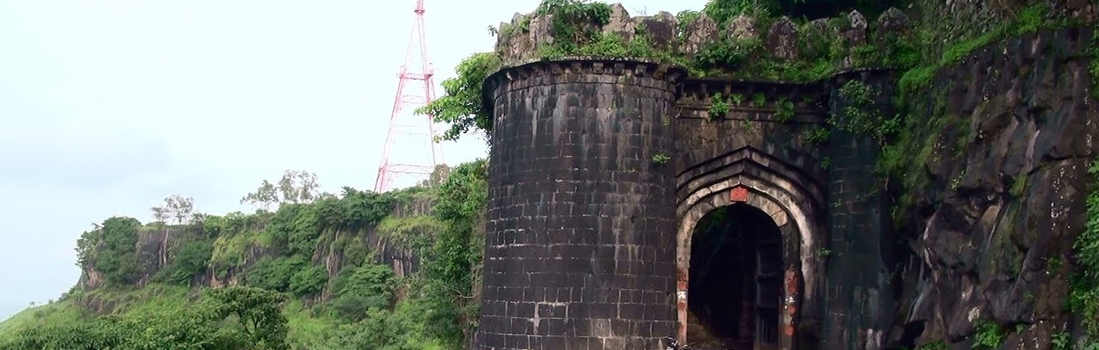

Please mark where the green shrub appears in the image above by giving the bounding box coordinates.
[162,240,214,285]
[75,217,144,286]
[972,319,1003,349]
[247,256,309,292]
[290,266,329,297]
[329,264,396,321]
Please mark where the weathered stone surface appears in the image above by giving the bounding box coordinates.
[835,11,869,69]
[679,13,719,55]
[529,13,555,47]
[876,7,909,32]
[817,70,900,350]
[726,14,758,41]
[496,14,534,63]
[845,10,868,45]
[671,78,832,348]
[476,8,1093,347]
[807,18,829,34]
[602,3,634,39]
[766,16,798,60]
[477,60,686,350]
[889,27,1097,349]
[637,11,677,50]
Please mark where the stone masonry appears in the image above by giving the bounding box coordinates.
[477,59,686,350]
[477,13,1096,350]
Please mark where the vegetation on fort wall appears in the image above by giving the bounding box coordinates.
[421,0,1099,345]
[5,1,1094,349]
[414,52,500,142]
[421,0,916,141]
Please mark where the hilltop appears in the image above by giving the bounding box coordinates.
[0,161,487,350]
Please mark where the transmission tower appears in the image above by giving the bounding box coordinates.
[374,0,444,193]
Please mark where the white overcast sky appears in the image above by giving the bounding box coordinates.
[0,0,706,320]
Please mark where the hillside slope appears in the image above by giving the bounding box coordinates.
[0,160,487,350]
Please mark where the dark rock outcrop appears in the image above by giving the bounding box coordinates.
[888,27,1096,349]
[767,16,798,59]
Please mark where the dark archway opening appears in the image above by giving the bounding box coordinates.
[687,203,783,350]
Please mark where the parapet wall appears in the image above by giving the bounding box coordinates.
[493,3,913,72]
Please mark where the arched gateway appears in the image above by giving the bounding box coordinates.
[674,148,826,349]
[475,57,886,350]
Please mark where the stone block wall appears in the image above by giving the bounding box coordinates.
[819,69,899,350]
[476,59,686,350]
[672,78,831,192]
[474,21,1094,350]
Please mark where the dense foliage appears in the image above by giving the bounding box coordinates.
[414,52,501,142]
[1069,160,1099,339]
[421,0,921,142]
[0,286,289,350]
[75,217,144,286]
[704,0,905,23]
[418,160,488,347]
[1,161,487,350]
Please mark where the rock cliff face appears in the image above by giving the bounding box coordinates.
[887,27,1097,348]
[75,195,434,306]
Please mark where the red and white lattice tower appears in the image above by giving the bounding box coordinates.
[374,0,444,193]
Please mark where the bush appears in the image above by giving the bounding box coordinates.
[162,240,214,284]
[247,256,308,292]
[75,217,144,286]
[290,266,329,297]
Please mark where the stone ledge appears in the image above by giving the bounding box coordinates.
[483,56,688,86]
[482,57,688,105]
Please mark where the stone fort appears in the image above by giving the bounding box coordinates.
[469,3,1095,350]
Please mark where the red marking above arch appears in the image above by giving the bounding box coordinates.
[730,186,749,202]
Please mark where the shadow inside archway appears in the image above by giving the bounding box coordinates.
[687,203,782,350]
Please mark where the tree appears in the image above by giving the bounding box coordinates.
[272,170,322,204]
[241,180,280,211]
[76,217,144,285]
[150,206,169,224]
[191,212,209,224]
[295,170,319,203]
[415,52,501,143]
[278,170,298,203]
[202,286,290,350]
[151,204,170,266]
[330,263,397,321]
[289,265,328,297]
[418,164,452,188]
[166,195,195,225]
[421,159,488,347]
[154,195,194,266]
